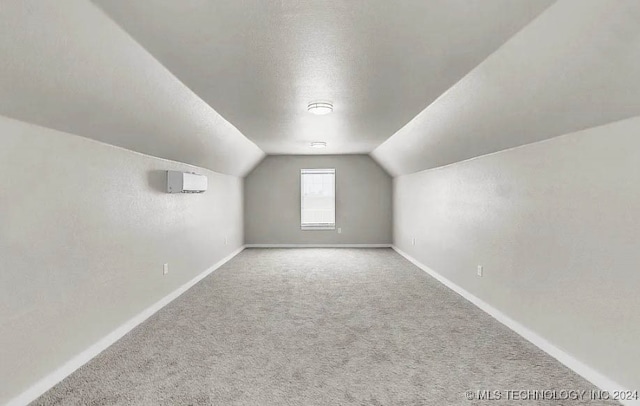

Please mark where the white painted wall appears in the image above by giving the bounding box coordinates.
[393,116,640,390]
[245,155,391,245]
[0,115,244,404]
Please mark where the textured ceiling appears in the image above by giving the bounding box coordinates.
[0,0,264,176]
[92,0,554,155]
[4,0,633,178]
[372,0,640,176]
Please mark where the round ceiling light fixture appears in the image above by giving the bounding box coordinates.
[307,101,333,115]
[310,142,327,149]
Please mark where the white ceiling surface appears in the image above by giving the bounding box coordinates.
[0,0,264,177]
[92,0,554,156]
[372,0,640,176]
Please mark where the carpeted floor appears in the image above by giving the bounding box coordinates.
[33,248,617,405]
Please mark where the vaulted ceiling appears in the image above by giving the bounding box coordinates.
[0,0,264,177]
[91,0,553,156]
[373,0,640,175]
[2,0,640,177]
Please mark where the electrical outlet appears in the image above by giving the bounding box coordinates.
[163,263,169,275]
[224,236,228,245]
[477,265,483,277]
[337,228,342,234]
[412,237,416,245]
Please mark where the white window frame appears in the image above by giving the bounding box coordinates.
[300,168,336,231]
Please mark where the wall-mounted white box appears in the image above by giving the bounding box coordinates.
[167,171,208,193]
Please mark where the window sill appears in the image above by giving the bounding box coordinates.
[301,225,336,231]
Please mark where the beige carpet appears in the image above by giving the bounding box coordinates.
[33,248,617,405]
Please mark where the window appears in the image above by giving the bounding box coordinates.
[301,168,335,230]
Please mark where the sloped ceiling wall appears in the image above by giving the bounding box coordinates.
[372,0,640,176]
[3,0,639,178]
[90,0,554,156]
[0,0,264,177]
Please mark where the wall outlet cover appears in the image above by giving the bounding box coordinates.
[163,263,169,275]
[477,265,483,277]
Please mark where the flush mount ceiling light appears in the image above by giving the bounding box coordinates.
[307,101,333,115]
[310,142,327,149]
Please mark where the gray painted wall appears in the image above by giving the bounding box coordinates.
[0,115,244,404]
[245,155,391,245]
[393,116,640,390]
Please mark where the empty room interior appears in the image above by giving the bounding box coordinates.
[1,0,639,405]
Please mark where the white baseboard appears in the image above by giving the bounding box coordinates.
[6,245,246,406]
[392,245,638,406]
[245,244,392,248]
